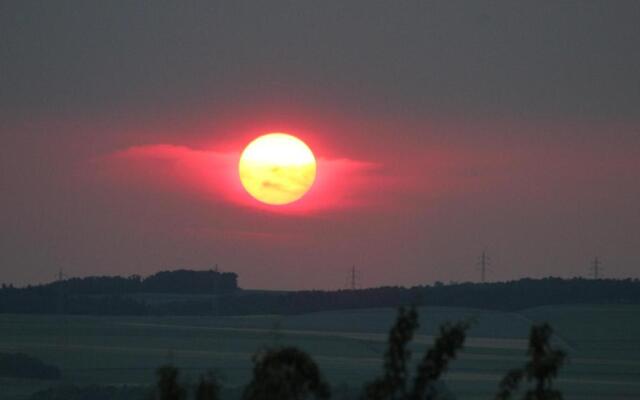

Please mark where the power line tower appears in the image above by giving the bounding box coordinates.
[347,265,360,290]
[591,256,602,279]
[477,250,490,283]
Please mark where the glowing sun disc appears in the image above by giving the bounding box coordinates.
[239,133,317,205]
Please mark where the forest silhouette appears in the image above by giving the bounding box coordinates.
[2,270,640,316]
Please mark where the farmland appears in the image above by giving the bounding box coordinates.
[1,305,639,399]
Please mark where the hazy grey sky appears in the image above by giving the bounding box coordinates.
[1,1,639,289]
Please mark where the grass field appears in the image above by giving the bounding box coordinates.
[1,305,639,399]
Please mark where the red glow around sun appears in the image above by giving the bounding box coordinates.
[104,139,378,215]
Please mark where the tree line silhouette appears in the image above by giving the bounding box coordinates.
[2,274,640,315]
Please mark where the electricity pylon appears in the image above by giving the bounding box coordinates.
[591,256,602,279]
[347,265,360,290]
[478,250,490,283]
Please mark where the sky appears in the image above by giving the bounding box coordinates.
[1,1,639,290]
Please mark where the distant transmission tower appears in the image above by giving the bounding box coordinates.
[591,256,602,279]
[477,250,490,283]
[347,265,360,290]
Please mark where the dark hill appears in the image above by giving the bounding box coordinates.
[1,272,639,316]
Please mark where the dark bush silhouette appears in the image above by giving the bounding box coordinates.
[154,365,187,400]
[242,346,331,400]
[495,323,566,400]
[408,321,469,400]
[363,306,469,400]
[196,371,221,400]
[0,352,61,380]
[363,306,419,399]
[496,370,525,400]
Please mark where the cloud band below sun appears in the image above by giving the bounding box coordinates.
[101,144,381,214]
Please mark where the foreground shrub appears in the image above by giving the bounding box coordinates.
[363,306,469,400]
[153,365,187,400]
[243,346,331,400]
[495,323,566,400]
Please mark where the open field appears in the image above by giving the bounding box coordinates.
[1,305,640,399]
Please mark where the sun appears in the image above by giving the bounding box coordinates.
[238,133,317,205]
